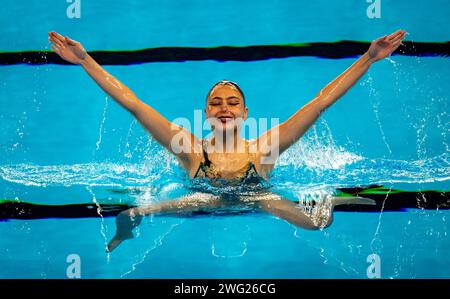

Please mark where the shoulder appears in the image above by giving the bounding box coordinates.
[176,138,203,176]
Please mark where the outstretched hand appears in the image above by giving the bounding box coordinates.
[48,31,87,64]
[368,29,407,62]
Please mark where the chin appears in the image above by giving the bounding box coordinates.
[213,123,238,133]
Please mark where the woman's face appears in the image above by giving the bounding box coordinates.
[205,85,248,132]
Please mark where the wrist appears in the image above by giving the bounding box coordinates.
[363,51,376,65]
[80,54,93,68]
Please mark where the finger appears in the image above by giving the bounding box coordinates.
[391,31,406,43]
[48,37,60,47]
[391,35,405,47]
[49,31,59,40]
[392,38,403,47]
[391,41,402,52]
[52,31,65,42]
[374,35,387,43]
[387,30,403,41]
[50,32,67,47]
[49,37,64,49]
[388,29,405,41]
[51,45,61,55]
[64,36,78,46]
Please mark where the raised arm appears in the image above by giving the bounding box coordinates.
[257,29,406,163]
[48,32,200,170]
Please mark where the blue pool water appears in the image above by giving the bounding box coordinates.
[0,0,449,278]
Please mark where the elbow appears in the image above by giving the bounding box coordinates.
[127,97,142,115]
[313,96,328,115]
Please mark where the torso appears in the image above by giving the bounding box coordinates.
[190,138,270,182]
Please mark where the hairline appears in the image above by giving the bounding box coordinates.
[206,82,246,106]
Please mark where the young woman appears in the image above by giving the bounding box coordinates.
[48,29,406,252]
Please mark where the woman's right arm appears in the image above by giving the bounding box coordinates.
[48,32,201,170]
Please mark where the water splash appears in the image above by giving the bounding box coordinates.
[120,220,184,278]
[95,96,109,153]
[119,119,137,159]
[86,185,110,262]
[293,229,360,277]
[370,185,392,254]
[365,73,393,155]
[0,154,448,194]
[277,123,363,170]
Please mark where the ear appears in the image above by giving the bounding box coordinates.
[243,106,249,121]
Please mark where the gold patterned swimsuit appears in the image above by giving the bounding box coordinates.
[193,139,263,186]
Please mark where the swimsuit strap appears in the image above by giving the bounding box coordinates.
[193,139,212,178]
[193,138,260,180]
[202,139,212,167]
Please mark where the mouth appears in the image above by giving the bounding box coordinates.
[217,115,234,123]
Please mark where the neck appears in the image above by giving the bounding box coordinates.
[211,129,245,153]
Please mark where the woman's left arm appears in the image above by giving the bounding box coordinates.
[257,29,406,159]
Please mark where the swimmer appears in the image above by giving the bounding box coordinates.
[48,29,406,252]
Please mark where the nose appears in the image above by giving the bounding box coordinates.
[220,103,229,112]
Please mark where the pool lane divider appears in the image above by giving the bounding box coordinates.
[333,185,449,212]
[0,41,449,65]
[0,185,448,220]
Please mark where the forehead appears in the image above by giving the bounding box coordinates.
[208,85,242,100]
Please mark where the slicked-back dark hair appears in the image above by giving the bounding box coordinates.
[206,80,246,106]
